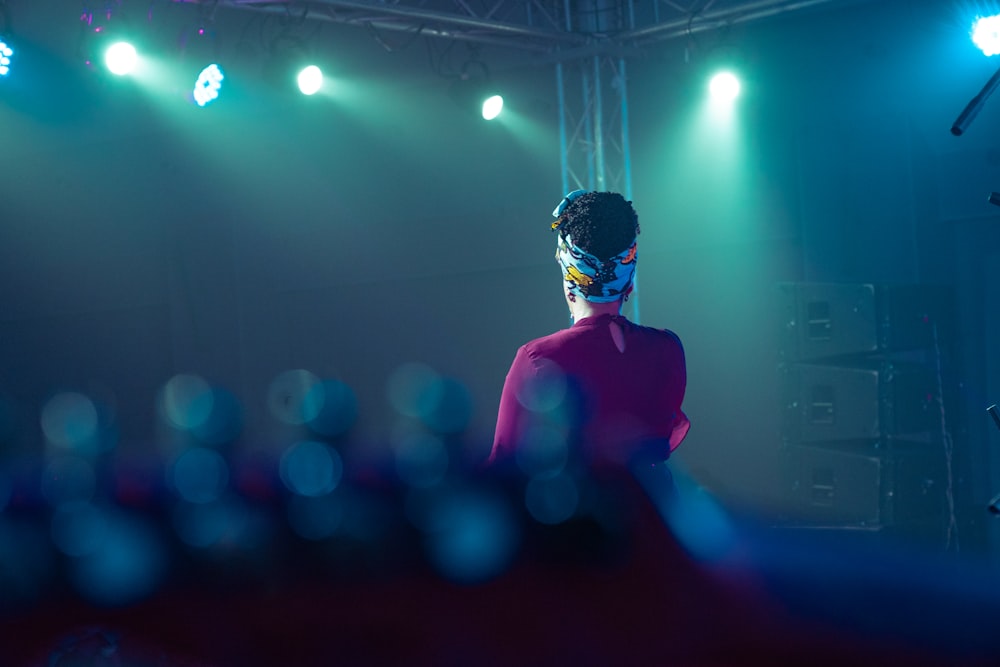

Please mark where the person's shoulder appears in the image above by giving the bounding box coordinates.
[519,327,575,358]
[629,321,684,345]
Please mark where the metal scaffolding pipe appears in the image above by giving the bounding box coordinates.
[617,0,843,43]
[175,0,588,45]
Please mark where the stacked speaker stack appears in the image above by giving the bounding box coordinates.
[777,283,956,540]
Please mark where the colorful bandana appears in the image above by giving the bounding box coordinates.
[551,190,638,303]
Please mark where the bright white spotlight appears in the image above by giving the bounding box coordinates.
[104,41,137,76]
[297,65,323,96]
[709,71,741,102]
[193,64,224,107]
[0,39,12,78]
[482,94,504,120]
[973,15,1000,56]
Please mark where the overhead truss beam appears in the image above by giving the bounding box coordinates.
[174,0,860,55]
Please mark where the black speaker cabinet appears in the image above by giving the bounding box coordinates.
[777,283,952,363]
[781,442,945,528]
[780,362,939,442]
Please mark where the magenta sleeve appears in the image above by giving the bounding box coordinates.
[488,346,536,464]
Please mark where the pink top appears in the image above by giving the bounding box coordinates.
[490,313,689,466]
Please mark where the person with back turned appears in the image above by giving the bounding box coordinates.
[489,190,690,470]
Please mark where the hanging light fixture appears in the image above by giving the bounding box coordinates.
[449,59,504,121]
[179,18,226,108]
[0,1,14,79]
[79,1,140,76]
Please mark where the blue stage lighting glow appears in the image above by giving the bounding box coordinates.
[68,512,166,606]
[160,374,214,431]
[973,15,1000,56]
[280,441,343,497]
[303,379,358,437]
[515,360,567,414]
[0,39,12,77]
[172,498,247,548]
[393,433,449,488]
[422,377,473,434]
[525,472,579,525]
[193,64,224,107]
[423,490,519,583]
[515,425,569,478]
[170,447,230,504]
[41,392,99,452]
[387,362,443,419]
[51,501,107,558]
[191,386,243,446]
[267,369,322,425]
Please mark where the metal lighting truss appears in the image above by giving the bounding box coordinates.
[178,0,864,321]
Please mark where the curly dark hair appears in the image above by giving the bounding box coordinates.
[556,191,640,259]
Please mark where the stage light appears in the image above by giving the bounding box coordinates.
[0,1,12,78]
[449,60,505,121]
[264,35,324,97]
[709,71,741,101]
[193,63,224,106]
[297,64,323,96]
[973,15,1000,56]
[79,8,140,75]
[179,25,225,107]
[0,39,12,78]
[482,93,504,120]
[104,40,137,75]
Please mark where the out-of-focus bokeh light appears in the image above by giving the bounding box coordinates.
[516,360,567,413]
[0,39,12,77]
[191,386,243,446]
[159,374,214,431]
[388,364,472,433]
[41,392,99,452]
[267,369,322,425]
[421,489,520,583]
[423,377,472,434]
[515,425,569,478]
[279,440,343,497]
[709,70,741,102]
[664,477,737,562]
[525,472,579,525]
[50,501,107,558]
[302,379,358,437]
[393,432,449,488]
[387,362,443,419]
[287,493,343,541]
[297,65,323,95]
[104,41,137,76]
[193,63,224,107]
[169,447,230,504]
[41,456,96,507]
[482,94,504,120]
[172,497,247,549]
[973,15,1000,56]
[67,512,166,606]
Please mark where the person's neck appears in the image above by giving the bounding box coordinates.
[569,298,623,324]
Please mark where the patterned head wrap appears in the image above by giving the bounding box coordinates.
[551,190,638,303]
